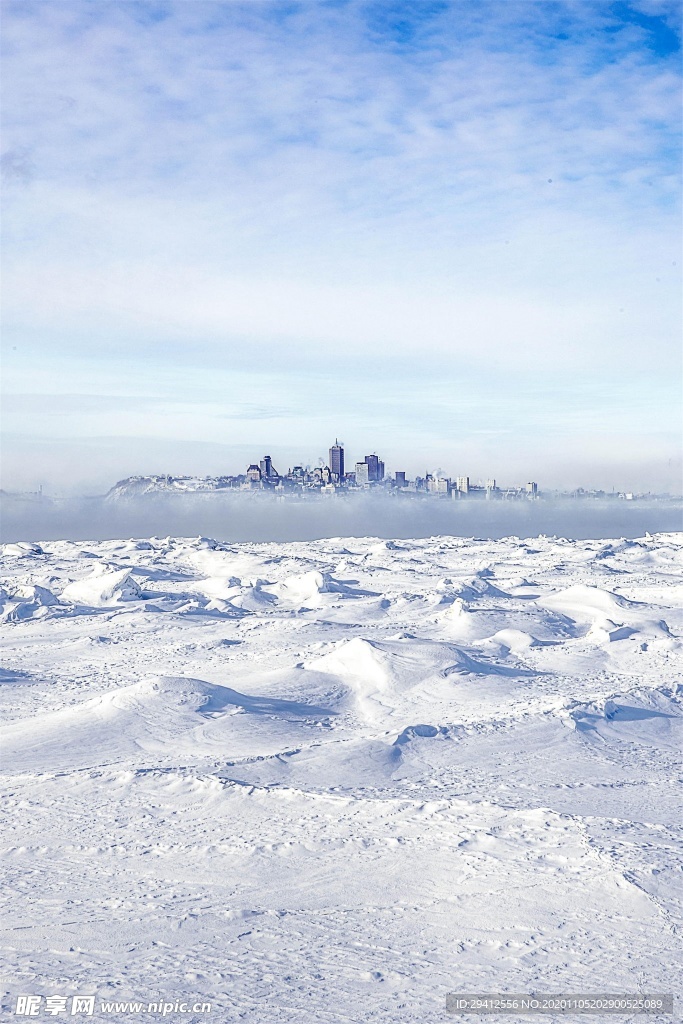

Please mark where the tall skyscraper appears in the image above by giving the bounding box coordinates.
[364,454,384,482]
[329,440,344,481]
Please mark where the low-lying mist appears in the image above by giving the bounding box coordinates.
[2,491,681,544]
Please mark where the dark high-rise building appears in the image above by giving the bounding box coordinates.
[364,454,384,482]
[260,455,278,479]
[329,440,344,481]
[395,471,406,487]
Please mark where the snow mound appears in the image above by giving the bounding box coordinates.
[0,584,60,622]
[163,597,250,619]
[111,674,238,714]
[310,637,396,692]
[537,584,672,641]
[1,674,335,771]
[196,536,229,551]
[227,580,277,611]
[306,635,522,725]
[1,541,44,557]
[194,575,243,599]
[186,576,262,614]
[451,576,510,601]
[489,628,541,652]
[60,567,143,606]
[268,570,372,608]
[537,584,635,621]
[560,684,682,746]
[306,637,445,724]
[585,620,639,643]
[118,675,333,720]
[440,597,483,638]
[368,540,408,555]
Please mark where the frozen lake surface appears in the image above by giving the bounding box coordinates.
[1,531,681,1022]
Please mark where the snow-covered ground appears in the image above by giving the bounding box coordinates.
[1,533,681,1022]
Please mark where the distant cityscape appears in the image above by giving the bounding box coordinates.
[239,441,542,499]
[100,440,656,502]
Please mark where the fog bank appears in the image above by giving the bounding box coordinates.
[2,492,681,544]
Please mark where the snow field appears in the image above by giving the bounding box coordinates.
[1,533,681,1022]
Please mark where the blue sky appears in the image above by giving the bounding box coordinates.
[1,0,681,493]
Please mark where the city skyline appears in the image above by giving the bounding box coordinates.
[102,433,672,500]
[6,436,679,500]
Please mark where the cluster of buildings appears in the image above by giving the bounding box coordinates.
[238,441,539,499]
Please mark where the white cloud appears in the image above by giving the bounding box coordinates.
[1,0,680,490]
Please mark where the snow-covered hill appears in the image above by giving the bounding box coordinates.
[1,533,681,1022]
[106,475,235,499]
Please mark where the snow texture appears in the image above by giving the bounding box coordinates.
[1,532,682,1022]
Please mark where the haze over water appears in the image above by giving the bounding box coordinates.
[2,492,681,544]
